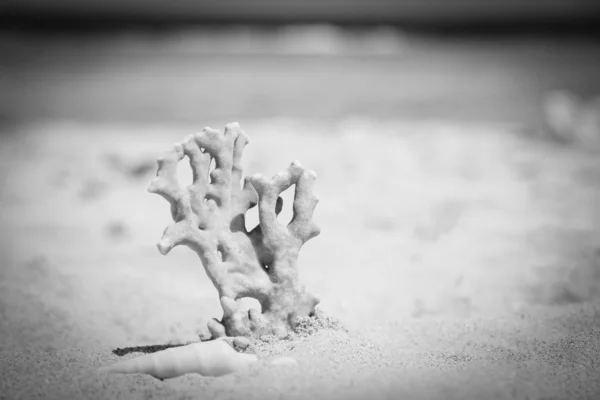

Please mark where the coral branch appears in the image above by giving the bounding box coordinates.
[149,123,321,338]
[289,169,321,245]
[148,144,189,221]
[248,160,320,251]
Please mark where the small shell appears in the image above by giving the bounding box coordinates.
[99,339,257,380]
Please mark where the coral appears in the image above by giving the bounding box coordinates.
[148,123,321,338]
[100,338,257,379]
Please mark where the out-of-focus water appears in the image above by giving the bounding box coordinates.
[1,26,599,127]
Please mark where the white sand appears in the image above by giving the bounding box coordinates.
[1,119,599,399]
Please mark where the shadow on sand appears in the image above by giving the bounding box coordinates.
[112,343,186,357]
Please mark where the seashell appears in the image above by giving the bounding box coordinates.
[99,338,257,380]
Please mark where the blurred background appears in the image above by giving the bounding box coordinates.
[2,0,600,351]
[2,0,600,126]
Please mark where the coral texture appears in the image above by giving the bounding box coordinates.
[148,123,321,338]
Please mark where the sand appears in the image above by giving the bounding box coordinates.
[1,118,600,399]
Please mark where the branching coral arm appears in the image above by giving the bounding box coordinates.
[181,133,211,220]
[227,123,259,232]
[248,161,321,287]
[249,161,320,251]
[148,143,212,257]
[148,143,190,221]
[288,168,321,246]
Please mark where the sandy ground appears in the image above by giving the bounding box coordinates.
[0,116,599,399]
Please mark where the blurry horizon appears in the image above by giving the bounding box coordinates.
[1,0,600,128]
